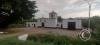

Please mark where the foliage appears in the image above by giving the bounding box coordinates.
[0,34,99,45]
[0,37,54,45]
[82,19,88,28]
[82,16,100,29]
[27,34,97,45]
[0,0,37,28]
[57,16,63,22]
[93,24,100,45]
[82,16,100,45]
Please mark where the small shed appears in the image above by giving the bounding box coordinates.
[62,19,82,30]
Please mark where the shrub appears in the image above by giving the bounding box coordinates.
[27,34,97,45]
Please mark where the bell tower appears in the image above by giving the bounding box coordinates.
[49,11,57,19]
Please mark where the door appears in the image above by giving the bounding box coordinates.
[34,24,36,27]
[61,24,63,29]
[68,22,76,30]
[41,22,45,27]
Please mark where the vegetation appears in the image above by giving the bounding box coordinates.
[0,0,37,28]
[0,33,98,45]
[0,37,53,45]
[57,16,63,22]
[27,34,99,45]
[82,16,100,45]
[82,16,100,29]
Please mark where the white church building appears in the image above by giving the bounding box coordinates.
[26,11,82,30]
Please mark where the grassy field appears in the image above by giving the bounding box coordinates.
[0,33,98,45]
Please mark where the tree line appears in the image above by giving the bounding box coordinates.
[0,0,37,28]
[82,16,100,29]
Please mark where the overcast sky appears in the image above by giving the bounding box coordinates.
[31,0,100,18]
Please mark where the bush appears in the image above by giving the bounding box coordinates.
[93,25,100,45]
[27,34,97,45]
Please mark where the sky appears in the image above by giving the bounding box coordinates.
[31,0,100,18]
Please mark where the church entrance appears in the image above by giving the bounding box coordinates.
[41,22,45,27]
[34,24,36,27]
[68,22,76,30]
[61,24,63,29]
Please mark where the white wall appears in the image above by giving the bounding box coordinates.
[26,22,36,27]
[62,20,68,28]
[45,19,57,27]
[75,20,82,29]
[37,18,57,28]
[62,19,82,29]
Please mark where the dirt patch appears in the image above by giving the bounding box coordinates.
[0,27,81,40]
[13,28,81,38]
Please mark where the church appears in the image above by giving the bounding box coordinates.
[26,11,82,30]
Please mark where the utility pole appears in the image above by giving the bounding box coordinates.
[84,0,93,30]
[88,2,91,30]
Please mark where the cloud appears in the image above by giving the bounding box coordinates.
[31,0,100,18]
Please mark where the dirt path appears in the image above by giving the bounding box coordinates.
[11,28,81,38]
[0,27,81,40]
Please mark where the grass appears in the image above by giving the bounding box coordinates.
[27,34,97,45]
[0,33,99,45]
[0,29,23,40]
[0,37,54,45]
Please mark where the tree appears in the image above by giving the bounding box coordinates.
[82,16,100,29]
[57,16,63,22]
[82,19,88,28]
[0,0,37,28]
[91,16,100,45]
